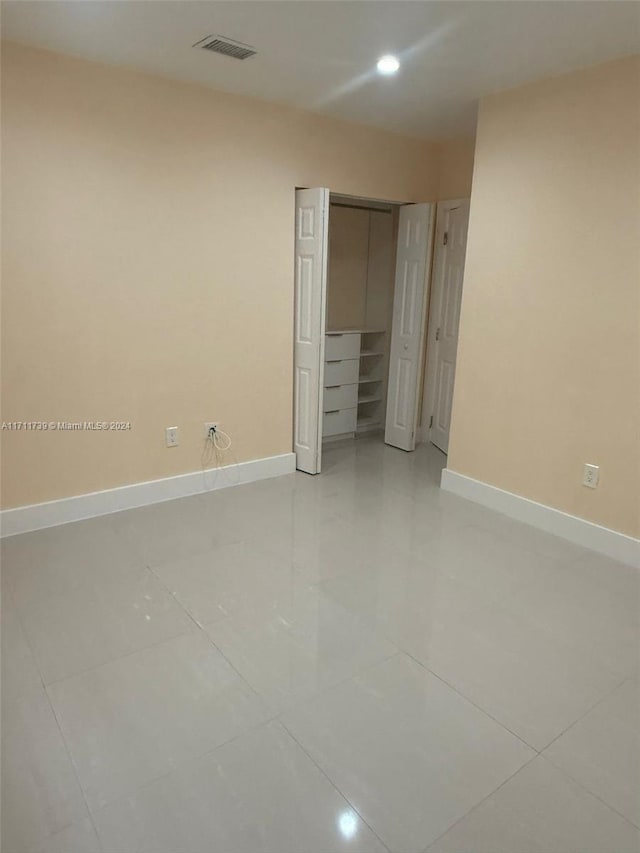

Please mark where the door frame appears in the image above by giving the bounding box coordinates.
[420,198,470,449]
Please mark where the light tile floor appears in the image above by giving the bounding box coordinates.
[2,437,639,853]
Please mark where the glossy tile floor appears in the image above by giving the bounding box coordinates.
[2,438,639,853]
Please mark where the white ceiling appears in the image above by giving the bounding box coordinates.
[2,1,639,139]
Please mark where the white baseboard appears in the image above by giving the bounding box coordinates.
[441,468,640,568]
[1,453,296,538]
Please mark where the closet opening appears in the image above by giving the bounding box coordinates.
[293,188,436,475]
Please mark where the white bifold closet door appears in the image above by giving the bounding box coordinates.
[293,188,329,474]
[426,199,470,453]
[385,203,435,451]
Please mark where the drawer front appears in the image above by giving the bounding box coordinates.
[325,333,361,361]
[323,407,357,437]
[323,384,358,412]
[324,358,359,386]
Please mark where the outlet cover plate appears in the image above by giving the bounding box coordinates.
[583,463,599,489]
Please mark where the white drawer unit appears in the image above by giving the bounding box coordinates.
[324,358,359,386]
[322,330,387,440]
[325,332,361,361]
[323,383,358,412]
[323,407,357,437]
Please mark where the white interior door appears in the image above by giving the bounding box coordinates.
[424,199,470,453]
[293,188,329,474]
[385,203,435,451]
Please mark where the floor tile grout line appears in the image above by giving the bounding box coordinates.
[541,750,640,832]
[538,674,640,831]
[420,751,541,853]
[6,558,200,689]
[266,646,404,720]
[2,589,102,849]
[277,716,393,853]
[43,689,104,852]
[3,583,49,697]
[540,673,631,754]
[146,560,284,711]
[146,560,218,634]
[42,617,201,691]
[268,641,545,852]
[3,584,102,850]
[402,623,633,756]
[411,643,636,761]
[404,653,640,833]
[20,537,263,691]
[84,713,282,830]
[12,609,105,852]
[315,544,538,752]
[143,529,408,714]
[198,604,403,722]
[402,649,542,754]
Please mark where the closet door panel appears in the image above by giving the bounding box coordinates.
[294,188,329,474]
[385,203,435,452]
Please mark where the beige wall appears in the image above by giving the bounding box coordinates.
[448,56,640,537]
[437,137,476,200]
[1,42,441,509]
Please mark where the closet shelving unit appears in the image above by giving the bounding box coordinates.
[356,330,386,433]
[322,329,387,440]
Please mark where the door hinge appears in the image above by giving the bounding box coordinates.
[435,327,441,341]
[443,231,448,246]
[429,415,433,428]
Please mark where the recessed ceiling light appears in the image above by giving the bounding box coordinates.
[377,55,400,75]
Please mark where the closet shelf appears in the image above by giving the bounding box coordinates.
[360,350,385,358]
[358,395,382,405]
[326,328,386,336]
[358,377,383,385]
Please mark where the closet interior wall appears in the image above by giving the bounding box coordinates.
[323,199,398,440]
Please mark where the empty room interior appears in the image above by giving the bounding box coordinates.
[1,2,639,852]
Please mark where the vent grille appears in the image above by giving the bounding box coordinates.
[193,34,257,61]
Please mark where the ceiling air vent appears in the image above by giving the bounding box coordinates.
[193,34,257,61]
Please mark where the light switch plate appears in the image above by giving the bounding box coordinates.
[165,426,179,448]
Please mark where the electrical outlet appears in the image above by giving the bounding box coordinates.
[165,426,179,448]
[583,463,599,489]
[204,422,218,439]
